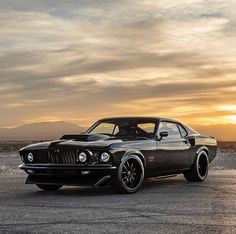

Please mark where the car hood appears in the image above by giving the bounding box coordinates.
[19,134,127,151]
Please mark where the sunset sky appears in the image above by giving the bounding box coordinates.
[0,0,236,138]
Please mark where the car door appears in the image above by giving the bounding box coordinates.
[156,121,192,173]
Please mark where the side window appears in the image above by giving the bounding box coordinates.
[158,122,181,139]
[137,123,155,133]
[113,125,119,135]
[178,124,188,137]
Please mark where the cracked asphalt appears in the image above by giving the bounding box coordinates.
[0,148,236,233]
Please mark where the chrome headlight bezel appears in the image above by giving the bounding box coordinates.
[27,152,34,163]
[78,152,87,163]
[100,152,111,163]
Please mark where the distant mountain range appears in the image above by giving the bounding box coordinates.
[0,121,86,141]
[0,121,236,141]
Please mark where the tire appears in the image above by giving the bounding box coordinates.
[36,184,63,191]
[184,151,209,182]
[110,155,144,194]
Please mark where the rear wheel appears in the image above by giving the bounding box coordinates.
[184,151,209,182]
[36,184,63,191]
[110,155,144,194]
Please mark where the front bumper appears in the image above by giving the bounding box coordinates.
[19,164,117,186]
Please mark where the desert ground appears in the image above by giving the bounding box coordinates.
[0,142,236,233]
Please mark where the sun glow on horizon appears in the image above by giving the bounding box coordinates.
[218,105,236,112]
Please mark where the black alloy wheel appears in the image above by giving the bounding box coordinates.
[184,151,209,182]
[110,155,144,194]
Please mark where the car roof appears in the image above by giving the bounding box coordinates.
[99,116,180,123]
[97,117,199,135]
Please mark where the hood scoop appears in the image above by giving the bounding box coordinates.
[60,134,111,142]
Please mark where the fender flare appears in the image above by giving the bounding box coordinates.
[121,150,146,168]
[196,146,209,155]
[190,146,209,170]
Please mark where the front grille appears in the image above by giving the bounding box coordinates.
[50,150,77,164]
[23,149,80,164]
[23,149,102,165]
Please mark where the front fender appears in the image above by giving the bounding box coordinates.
[121,150,146,168]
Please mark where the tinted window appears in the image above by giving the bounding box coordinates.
[137,123,155,133]
[158,122,181,139]
[113,125,119,135]
[88,121,156,138]
[178,124,188,137]
[89,122,116,135]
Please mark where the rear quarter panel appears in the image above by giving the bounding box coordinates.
[194,135,217,163]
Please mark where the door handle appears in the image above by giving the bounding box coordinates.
[184,140,189,144]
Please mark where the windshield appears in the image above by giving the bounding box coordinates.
[87,120,157,139]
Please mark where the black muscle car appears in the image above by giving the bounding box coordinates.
[19,117,217,193]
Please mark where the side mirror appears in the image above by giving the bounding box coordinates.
[156,131,168,141]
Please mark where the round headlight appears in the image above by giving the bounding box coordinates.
[27,152,34,163]
[100,152,110,163]
[79,152,87,163]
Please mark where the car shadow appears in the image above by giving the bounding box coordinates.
[143,175,185,189]
[35,185,115,196]
[30,175,187,197]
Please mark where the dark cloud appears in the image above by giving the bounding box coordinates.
[0,0,117,12]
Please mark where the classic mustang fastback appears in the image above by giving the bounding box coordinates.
[19,117,217,193]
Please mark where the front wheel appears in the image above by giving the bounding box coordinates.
[36,184,63,191]
[110,155,144,194]
[184,151,209,182]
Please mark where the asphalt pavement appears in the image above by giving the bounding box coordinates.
[0,149,236,233]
